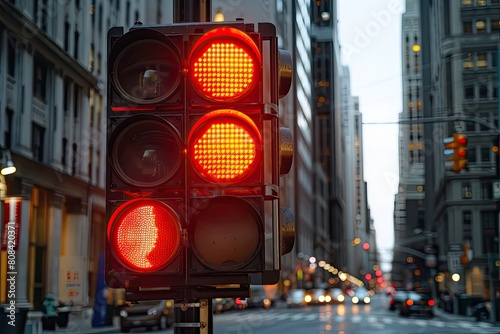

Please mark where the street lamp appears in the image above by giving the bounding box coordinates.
[0,149,16,176]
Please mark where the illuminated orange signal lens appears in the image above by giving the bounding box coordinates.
[189,27,261,100]
[189,110,261,183]
[108,199,181,271]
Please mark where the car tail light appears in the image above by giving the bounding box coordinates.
[406,299,414,306]
[107,199,181,271]
[428,299,435,307]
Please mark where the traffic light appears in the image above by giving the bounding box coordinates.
[105,21,294,292]
[492,135,499,179]
[443,133,468,173]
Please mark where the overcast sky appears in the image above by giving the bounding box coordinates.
[338,0,405,272]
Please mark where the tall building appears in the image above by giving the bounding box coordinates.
[395,0,500,305]
[393,0,428,289]
[0,0,171,310]
[428,0,499,302]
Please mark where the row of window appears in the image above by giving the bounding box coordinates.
[463,18,500,34]
[462,209,498,254]
[463,51,497,70]
[464,78,498,100]
[462,0,500,6]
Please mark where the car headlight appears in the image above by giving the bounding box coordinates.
[338,295,345,302]
[352,296,359,304]
[364,297,371,304]
[304,295,312,303]
[120,310,128,317]
[147,308,158,316]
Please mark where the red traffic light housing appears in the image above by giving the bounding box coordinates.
[105,21,294,296]
[444,133,468,173]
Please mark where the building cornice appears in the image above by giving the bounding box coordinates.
[0,1,98,89]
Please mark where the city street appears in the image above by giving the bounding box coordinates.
[145,294,500,334]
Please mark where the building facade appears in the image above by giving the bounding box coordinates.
[0,0,171,310]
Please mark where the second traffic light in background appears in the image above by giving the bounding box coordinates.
[444,133,468,173]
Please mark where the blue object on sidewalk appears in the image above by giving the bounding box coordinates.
[92,252,107,327]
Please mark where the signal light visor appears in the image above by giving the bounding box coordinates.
[108,199,181,271]
[189,27,261,101]
[189,109,261,183]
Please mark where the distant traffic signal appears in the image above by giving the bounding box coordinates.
[105,21,293,292]
[444,133,467,173]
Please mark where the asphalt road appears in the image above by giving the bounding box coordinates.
[128,294,500,334]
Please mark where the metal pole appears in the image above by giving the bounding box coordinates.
[173,0,211,22]
[171,1,213,332]
[174,299,213,334]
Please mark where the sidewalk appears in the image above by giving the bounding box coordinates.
[434,306,500,327]
[42,308,120,334]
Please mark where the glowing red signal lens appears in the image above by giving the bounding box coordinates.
[189,110,261,183]
[458,136,467,145]
[189,27,261,100]
[108,199,181,271]
[458,148,467,157]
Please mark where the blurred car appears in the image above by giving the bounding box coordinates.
[398,291,434,317]
[389,289,408,311]
[247,286,274,309]
[472,302,490,321]
[213,298,235,313]
[327,288,345,304]
[351,287,371,304]
[286,289,307,308]
[119,300,173,332]
[307,288,328,304]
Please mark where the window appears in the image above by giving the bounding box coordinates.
[74,30,80,59]
[479,84,488,99]
[62,137,67,167]
[32,123,45,162]
[462,0,473,5]
[482,211,498,254]
[476,20,487,33]
[465,85,474,99]
[33,56,47,101]
[63,77,71,114]
[492,19,500,32]
[477,52,487,68]
[477,0,487,5]
[73,84,80,119]
[463,211,472,248]
[72,143,78,176]
[482,182,492,199]
[7,41,15,77]
[463,21,473,34]
[481,146,490,162]
[468,147,477,163]
[64,21,69,52]
[89,43,94,72]
[462,182,472,199]
[463,53,474,69]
